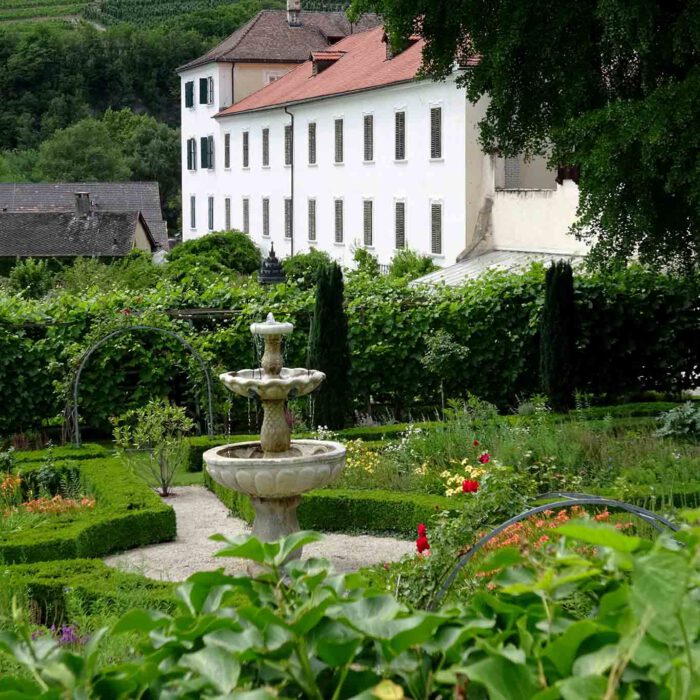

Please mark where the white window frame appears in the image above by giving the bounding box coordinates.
[186,137,197,171]
[394,198,406,250]
[334,197,344,244]
[242,130,250,169]
[284,197,293,239]
[307,121,317,166]
[429,103,443,161]
[284,124,293,167]
[363,112,374,164]
[242,196,250,234]
[224,132,231,170]
[261,126,270,168]
[307,198,316,241]
[262,197,270,237]
[264,70,286,84]
[362,197,373,248]
[430,199,444,256]
[207,76,215,106]
[334,116,344,165]
[394,107,407,163]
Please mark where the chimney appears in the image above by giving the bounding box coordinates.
[287,0,301,27]
[74,192,91,217]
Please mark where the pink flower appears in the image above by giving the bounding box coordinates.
[478,453,491,464]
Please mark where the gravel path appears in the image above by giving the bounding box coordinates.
[105,486,414,581]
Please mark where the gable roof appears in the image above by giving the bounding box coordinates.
[217,27,425,116]
[0,211,155,258]
[0,182,168,249]
[178,10,380,72]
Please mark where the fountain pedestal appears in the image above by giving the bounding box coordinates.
[203,313,346,565]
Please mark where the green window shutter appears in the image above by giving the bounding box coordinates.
[199,77,208,105]
[200,137,209,168]
[208,135,214,168]
[185,81,194,108]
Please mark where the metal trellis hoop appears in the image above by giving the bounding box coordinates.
[429,492,680,609]
[69,325,215,447]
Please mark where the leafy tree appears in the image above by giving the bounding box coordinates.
[388,248,437,280]
[36,119,130,182]
[282,249,333,289]
[308,262,351,429]
[352,247,380,276]
[351,0,700,271]
[7,258,54,299]
[540,261,577,411]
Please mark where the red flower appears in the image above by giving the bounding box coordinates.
[472,439,479,446]
[417,523,427,536]
[416,535,430,553]
[462,479,479,493]
[478,453,491,464]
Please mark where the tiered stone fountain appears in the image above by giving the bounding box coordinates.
[204,314,346,559]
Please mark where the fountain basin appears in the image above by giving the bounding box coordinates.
[204,439,346,498]
[220,368,325,400]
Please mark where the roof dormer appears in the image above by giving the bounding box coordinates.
[310,50,345,75]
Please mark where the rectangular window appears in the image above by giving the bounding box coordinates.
[242,198,249,234]
[225,197,231,230]
[284,124,293,166]
[395,111,406,160]
[207,76,214,105]
[262,128,269,166]
[363,115,373,162]
[224,133,231,169]
[308,199,316,241]
[431,203,443,254]
[208,135,214,169]
[334,119,343,163]
[207,196,214,231]
[262,197,270,237]
[242,131,249,168]
[308,122,316,165]
[186,138,197,170]
[395,201,406,249]
[334,199,344,243]
[200,136,208,168]
[504,156,520,188]
[284,198,293,238]
[185,81,194,108]
[430,107,442,159]
[199,77,208,105]
[363,199,373,247]
[190,195,196,228]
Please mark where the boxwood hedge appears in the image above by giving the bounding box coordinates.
[1,455,176,564]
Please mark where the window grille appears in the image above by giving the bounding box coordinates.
[284,125,293,166]
[308,122,316,165]
[334,199,343,243]
[207,196,214,231]
[262,198,270,237]
[242,198,249,234]
[284,198,293,239]
[262,128,269,166]
[308,199,316,241]
[334,119,343,163]
[395,201,406,249]
[190,195,196,228]
[395,111,406,160]
[363,200,373,246]
[504,156,520,188]
[431,202,442,255]
[224,133,231,168]
[225,198,231,230]
[242,132,249,168]
[363,115,373,161]
[430,107,442,159]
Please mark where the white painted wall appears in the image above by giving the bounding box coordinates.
[490,180,586,254]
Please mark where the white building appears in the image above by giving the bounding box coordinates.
[179,4,586,268]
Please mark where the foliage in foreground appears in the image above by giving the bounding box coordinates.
[1,520,699,698]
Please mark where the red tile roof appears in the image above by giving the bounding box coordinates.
[216,27,425,117]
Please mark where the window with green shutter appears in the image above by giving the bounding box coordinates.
[334,199,344,242]
[200,137,209,168]
[430,107,442,159]
[308,123,316,164]
[185,81,194,108]
[395,111,406,160]
[431,202,442,255]
[207,76,214,105]
[395,201,406,249]
[186,138,197,170]
[334,119,343,163]
[199,77,208,105]
[363,115,373,161]
[363,199,373,246]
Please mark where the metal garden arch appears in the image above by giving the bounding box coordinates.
[67,325,214,447]
[429,491,680,609]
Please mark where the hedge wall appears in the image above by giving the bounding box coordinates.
[203,472,457,536]
[0,266,697,436]
[1,456,176,564]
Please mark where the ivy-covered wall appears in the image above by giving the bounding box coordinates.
[0,265,697,436]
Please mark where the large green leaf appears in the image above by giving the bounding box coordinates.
[212,535,269,564]
[555,521,641,552]
[311,620,362,666]
[465,656,537,700]
[559,675,608,700]
[544,620,606,677]
[275,531,323,565]
[111,608,170,635]
[180,646,240,694]
[571,645,618,676]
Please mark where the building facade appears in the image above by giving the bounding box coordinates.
[180,9,586,267]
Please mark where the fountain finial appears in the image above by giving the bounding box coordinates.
[266,312,275,323]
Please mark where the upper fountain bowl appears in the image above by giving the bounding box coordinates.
[220,367,325,400]
[250,313,293,337]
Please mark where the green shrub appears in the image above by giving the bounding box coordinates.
[0,456,176,564]
[282,248,332,289]
[388,248,438,280]
[8,259,54,298]
[655,401,700,440]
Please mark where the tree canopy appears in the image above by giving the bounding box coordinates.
[351,0,700,270]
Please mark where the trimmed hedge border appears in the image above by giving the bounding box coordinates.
[0,559,175,626]
[203,472,457,537]
[1,456,176,564]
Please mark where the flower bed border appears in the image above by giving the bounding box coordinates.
[0,455,176,564]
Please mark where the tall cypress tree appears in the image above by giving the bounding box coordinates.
[539,261,577,412]
[308,262,351,429]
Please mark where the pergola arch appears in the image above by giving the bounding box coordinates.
[66,325,214,446]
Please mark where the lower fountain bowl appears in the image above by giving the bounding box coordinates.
[203,440,346,498]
